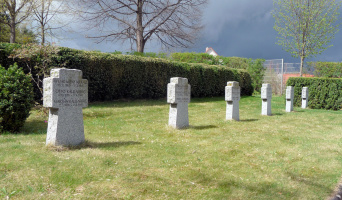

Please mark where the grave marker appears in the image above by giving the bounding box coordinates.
[167,77,191,129]
[261,83,272,116]
[43,68,88,146]
[225,81,240,121]
[302,87,309,109]
[286,86,294,112]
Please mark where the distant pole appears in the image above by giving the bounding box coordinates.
[281,59,284,95]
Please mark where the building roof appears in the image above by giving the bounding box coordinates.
[205,47,219,57]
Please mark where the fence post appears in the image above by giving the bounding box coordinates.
[281,59,284,95]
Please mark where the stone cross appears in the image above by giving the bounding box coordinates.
[261,83,272,116]
[225,81,240,121]
[43,68,88,146]
[167,77,191,129]
[285,86,294,112]
[302,87,309,109]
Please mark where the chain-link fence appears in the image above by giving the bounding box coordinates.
[263,59,284,95]
[263,59,312,95]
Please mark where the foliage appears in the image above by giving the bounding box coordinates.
[0,0,35,43]
[8,43,60,102]
[0,43,253,102]
[0,63,34,133]
[273,0,340,76]
[15,26,38,44]
[247,59,266,92]
[308,61,342,78]
[286,77,342,110]
[171,52,221,65]
[0,42,21,67]
[170,52,265,92]
[0,24,38,44]
[126,51,168,59]
[53,48,253,101]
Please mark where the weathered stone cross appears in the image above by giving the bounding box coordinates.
[43,68,88,146]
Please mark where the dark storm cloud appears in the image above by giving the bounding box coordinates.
[59,0,342,63]
[189,0,342,63]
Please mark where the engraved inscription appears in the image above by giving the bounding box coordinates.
[261,86,272,99]
[225,87,240,101]
[52,78,88,107]
[286,87,294,100]
[175,85,190,103]
[167,78,190,104]
[302,88,308,98]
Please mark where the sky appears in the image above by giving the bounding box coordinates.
[57,0,342,64]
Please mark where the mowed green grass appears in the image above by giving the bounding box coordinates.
[1,96,342,199]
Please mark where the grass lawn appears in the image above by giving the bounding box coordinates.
[1,95,342,199]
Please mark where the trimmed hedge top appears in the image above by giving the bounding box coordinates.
[0,43,253,102]
[56,48,253,101]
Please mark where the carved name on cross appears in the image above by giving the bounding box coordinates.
[261,83,272,116]
[167,77,191,129]
[43,68,88,146]
[285,86,294,112]
[225,81,240,121]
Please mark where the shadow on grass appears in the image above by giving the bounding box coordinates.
[83,111,114,119]
[87,141,141,149]
[47,141,142,152]
[239,119,259,122]
[285,172,333,195]
[88,99,166,109]
[87,96,255,109]
[20,119,47,135]
[272,113,284,116]
[190,125,217,130]
[216,179,298,198]
[187,169,298,198]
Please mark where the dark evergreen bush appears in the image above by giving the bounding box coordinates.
[0,43,253,102]
[0,64,34,133]
[54,49,253,101]
[286,77,342,110]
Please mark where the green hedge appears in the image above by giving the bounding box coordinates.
[0,64,34,133]
[0,43,253,102]
[308,62,342,78]
[0,43,21,68]
[170,52,265,92]
[286,77,342,110]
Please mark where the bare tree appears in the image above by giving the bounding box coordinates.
[0,0,34,43]
[32,0,71,45]
[74,0,207,52]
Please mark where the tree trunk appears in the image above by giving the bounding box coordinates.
[9,18,16,43]
[41,23,45,45]
[41,0,45,45]
[136,0,144,53]
[300,56,304,77]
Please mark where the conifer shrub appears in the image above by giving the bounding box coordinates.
[286,77,342,110]
[0,64,34,133]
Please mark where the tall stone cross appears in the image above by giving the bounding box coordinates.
[43,68,88,146]
[261,83,272,116]
[285,86,294,112]
[302,87,309,109]
[225,81,240,121]
[167,77,191,129]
